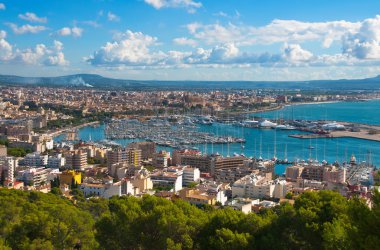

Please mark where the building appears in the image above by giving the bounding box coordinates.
[0,156,17,185]
[229,198,253,214]
[215,167,257,183]
[323,165,346,184]
[59,170,82,186]
[47,153,65,168]
[127,141,156,160]
[23,152,48,167]
[152,151,170,168]
[179,154,212,172]
[79,180,122,198]
[16,167,49,187]
[108,162,137,179]
[178,188,216,206]
[182,167,200,186]
[0,145,6,157]
[232,174,275,199]
[65,150,87,169]
[150,169,182,192]
[106,148,124,168]
[130,168,153,193]
[286,165,304,181]
[211,156,245,176]
[172,149,201,166]
[301,164,326,182]
[197,181,231,205]
[106,148,142,168]
[273,179,289,199]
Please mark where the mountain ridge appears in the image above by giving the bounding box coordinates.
[0,73,380,90]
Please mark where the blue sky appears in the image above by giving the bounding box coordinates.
[1,0,380,81]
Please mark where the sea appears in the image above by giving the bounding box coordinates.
[54,100,380,175]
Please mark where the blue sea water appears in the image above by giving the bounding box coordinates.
[254,99,380,125]
[55,100,380,175]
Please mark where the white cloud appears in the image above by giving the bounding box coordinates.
[0,3,5,10]
[87,15,380,70]
[282,44,314,62]
[45,52,68,66]
[107,12,120,22]
[87,30,310,68]
[55,27,83,37]
[0,35,68,66]
[185,19,361,46]
[87,30,163,66]
[18,12,47,23]
[82,20,101,28]
[0,31,13,61]
[342,15,380,59]
[173,37,198,47]
[144,0,202,13]
[7,23,47,35]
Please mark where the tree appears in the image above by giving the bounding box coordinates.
[50,187,62,196]
[0,190,97,249]
[285,192,293,199]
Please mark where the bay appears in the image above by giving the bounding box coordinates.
[54,100,380,175]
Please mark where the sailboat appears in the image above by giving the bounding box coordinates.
[283,144,288,163]
[272,129,277,161]
[308,138,315,149]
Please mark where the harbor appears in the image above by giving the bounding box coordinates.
[53,100,380,172]
[104,118,245,149]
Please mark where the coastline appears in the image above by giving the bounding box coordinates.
[48,121,100,138]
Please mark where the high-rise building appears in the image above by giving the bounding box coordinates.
[0,156,17,185]
[65,150,87,169]
[127,142,156,160]
[106,148,142,170]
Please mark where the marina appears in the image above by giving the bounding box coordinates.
[104,118,245,149]
[54,100,380,174]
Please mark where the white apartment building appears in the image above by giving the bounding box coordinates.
[23,153,48,167]
[47,154,66,168]
[0,156,17,184]
[79,181,122,198]
[17,167,49,187]
[232,174,289,199]
[182,166,200,186]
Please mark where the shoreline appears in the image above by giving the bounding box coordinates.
[49,121,100,138]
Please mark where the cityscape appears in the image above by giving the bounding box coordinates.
[1,0,380,249]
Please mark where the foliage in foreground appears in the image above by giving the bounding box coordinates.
[0,189,379,249]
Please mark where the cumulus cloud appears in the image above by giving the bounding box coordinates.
[55,26,83,37]
[7,23,47,35]
[342,15,380,59]
[87,30,163,66]
[18,12,47,23]
[87,30,320,68]
[0,34,68,66]
[88,15,380,70]
[185,19,361,46]
[144,0,202,13]
[282,44,314,62]
[0,3,5,10]
[173,37,198,47]
[0,31,13,61]
[107,12,120,22]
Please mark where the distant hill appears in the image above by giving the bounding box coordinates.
[0,73,380,90]
[0,74,146,89]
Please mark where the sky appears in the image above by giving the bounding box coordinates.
[1,0,380,81]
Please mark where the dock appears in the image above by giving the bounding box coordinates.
[289,130,380,142]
